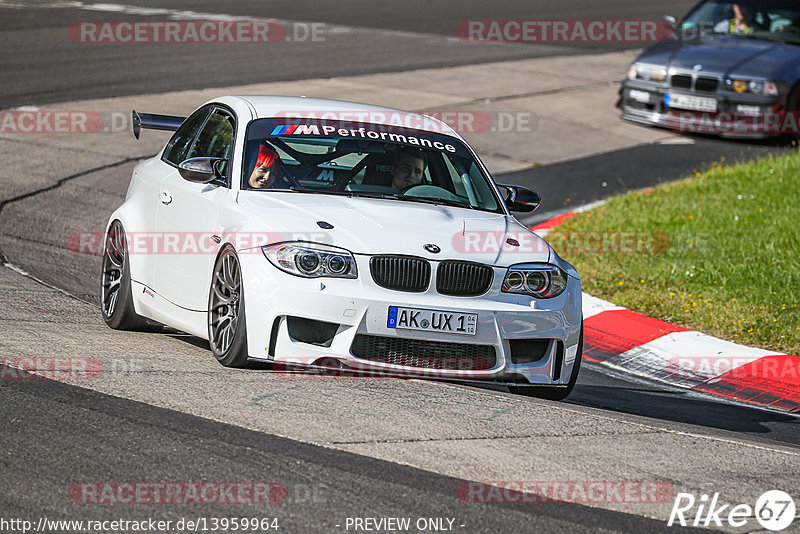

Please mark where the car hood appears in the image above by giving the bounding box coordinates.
[637,37,800,79]
[235,191,551,267]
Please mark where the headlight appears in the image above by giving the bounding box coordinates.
[501,263,568,299]
[262,242,358,279]
[628,64,667,83]
[725,78,780,96]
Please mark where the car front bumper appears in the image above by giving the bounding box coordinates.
[239,251,583,386]
[619,79,787,139]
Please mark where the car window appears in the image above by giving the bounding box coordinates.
[162,108,211,166]
[682,0,800,43]
[187,111,234,160]
[185,110,235,177]
[242,119,502,213]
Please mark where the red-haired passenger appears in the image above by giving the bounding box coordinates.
[248,144,282,189]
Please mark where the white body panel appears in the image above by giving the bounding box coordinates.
[154,170,228,311]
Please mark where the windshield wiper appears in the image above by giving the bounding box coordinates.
[346,191,474,208]
[393,195,475,209]
[287,187,353,196]
[275,187,477,210]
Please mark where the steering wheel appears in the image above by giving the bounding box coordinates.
[397,184,450,197]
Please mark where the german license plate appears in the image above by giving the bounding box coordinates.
[387,306,477,336]
[664,93,717,112]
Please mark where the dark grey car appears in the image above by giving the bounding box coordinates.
[619,0,800,137]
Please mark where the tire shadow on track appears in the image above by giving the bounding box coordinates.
[566,367,800,447]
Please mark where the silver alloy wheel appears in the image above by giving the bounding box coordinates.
[101,221,126,318]
[209,250,241,355]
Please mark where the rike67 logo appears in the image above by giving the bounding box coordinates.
[668,490,796,531]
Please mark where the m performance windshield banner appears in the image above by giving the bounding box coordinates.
[247,116,472,157]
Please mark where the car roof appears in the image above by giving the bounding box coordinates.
[214,95,463,140]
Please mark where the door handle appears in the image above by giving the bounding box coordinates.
[160,190,173,205]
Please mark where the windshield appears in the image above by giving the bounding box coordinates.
[242,118,503,213]
[682,0,800,44]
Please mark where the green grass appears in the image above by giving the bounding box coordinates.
[548,152,800,355]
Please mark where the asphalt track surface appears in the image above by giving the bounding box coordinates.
[1,1,799,533]
[0,0,699,107]
[1,372,709,534]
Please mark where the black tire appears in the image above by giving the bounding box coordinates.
[208,246,250,367]
[101,220,151,331]
[509,323,583,401]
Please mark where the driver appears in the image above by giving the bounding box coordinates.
[714,3,754,34]
[389,148,427,191]
[248,144,287,189]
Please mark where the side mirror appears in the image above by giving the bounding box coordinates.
[178,157,226,183]
[497,184,541,213]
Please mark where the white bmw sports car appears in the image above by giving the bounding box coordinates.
[102,96,583,398]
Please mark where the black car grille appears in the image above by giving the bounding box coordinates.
[436,261,494,296]
[695,77,719,93]
[670,75,719,93]
[370,256,431,292]
[351,334,496,370]
[671,75,692,89]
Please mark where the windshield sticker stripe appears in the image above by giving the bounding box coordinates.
[268,123,459,153]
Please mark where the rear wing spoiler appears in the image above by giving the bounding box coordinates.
[131,110,185,139]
